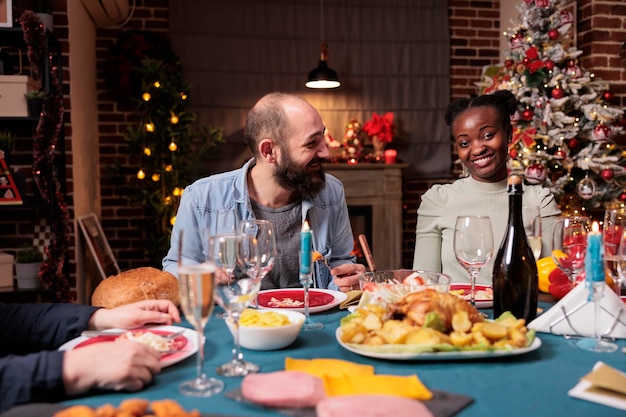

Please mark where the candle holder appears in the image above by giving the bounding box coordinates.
[299,270,323,331]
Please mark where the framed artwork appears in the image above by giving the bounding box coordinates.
[78,213,120,280]
[0,0,12,28]
[558,1,577,49]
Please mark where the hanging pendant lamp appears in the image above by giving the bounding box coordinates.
[306,0,340,89]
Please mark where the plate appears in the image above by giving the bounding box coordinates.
[58,325,198,368]
[257,288,348,313]
[449,283,493,308]
[336,327,541,360]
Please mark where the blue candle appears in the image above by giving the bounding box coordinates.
[585,222,604,283]
[300,221,312,275]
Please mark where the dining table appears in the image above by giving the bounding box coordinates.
[51,299,626,417]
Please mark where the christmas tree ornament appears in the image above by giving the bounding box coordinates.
[505,58,514,68]
[525,162,547,184]
[602,90,614,102]
[548,28,559,41]
[601,168,615,181]
[620,192,626,203]
[535,0,551,7]
[510,34,524,50]
[576,177,597,200]
[522,108,534,121]
[566,60,582,78]
[509,148,518,159]
[568,137,579,149]
[554,148,566,160]
[551,86,564,99]
[591,124,611,142]
[544,59,555,70]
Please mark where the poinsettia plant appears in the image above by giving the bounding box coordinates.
[362,112,395,143]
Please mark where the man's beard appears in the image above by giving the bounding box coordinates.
[274,151,326,199]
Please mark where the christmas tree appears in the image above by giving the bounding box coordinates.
[478,0,626,215]
[119,58,223,263]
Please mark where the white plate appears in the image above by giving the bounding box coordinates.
[58,325,198,368]
[449,283,493,308]
[336,327,541,360]
[257,288,348,313]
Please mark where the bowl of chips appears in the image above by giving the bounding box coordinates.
[227,308,304,350]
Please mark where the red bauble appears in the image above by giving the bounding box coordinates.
[601,168,615,181]
[548,29,559,40]
[505,58,514,68]
[521,108,534,121]
[509,148,518,159]
[620,192,626,203]
[522,57,530,65]
[551,88,564,99]
[602,90,614,102]
[568,137,579,149]
[525,163,547,185]
[592,124,611,142]
[545,60,555,70]
[554,149,567,160]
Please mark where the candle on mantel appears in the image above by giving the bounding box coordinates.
[300,220,312,275]
[585,221,604,283]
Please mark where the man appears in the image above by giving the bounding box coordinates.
[163,92,364,291]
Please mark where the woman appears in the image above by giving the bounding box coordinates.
[412,90,561,285]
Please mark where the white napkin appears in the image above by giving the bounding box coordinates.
[528,282,626,339]
[568,361,626,410]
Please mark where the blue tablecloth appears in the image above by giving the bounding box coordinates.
[63,303,626,417]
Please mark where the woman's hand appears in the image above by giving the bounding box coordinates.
[88,300,181,330]
[331,263,366,292]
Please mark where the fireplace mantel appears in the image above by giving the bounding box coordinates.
[324,163,408,270]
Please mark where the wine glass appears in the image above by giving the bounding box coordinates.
[211,234,262,377]
[525,206,542,261]
[603,208,626,295]
[238,219,277,283]
[616,229,626,354]
[552,216,590,288]
[177,229,224,397]
[453,216,494,307]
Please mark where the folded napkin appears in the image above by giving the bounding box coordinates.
[528,282,626,339]
[568,361,626,410]
[284,357,431,400]
[339,290,361,309]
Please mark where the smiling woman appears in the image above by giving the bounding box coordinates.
[412,91,562,286]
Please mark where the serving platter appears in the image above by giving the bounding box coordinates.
[336,327,541,360]
[257,288,348,313]
[449,283,493,308]
[58,325,198,368]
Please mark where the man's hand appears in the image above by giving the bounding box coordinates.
[331,263,366,292]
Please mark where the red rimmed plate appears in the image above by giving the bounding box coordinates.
[257,288,348,313]
[449,284,493,308]
[58,326,198,368]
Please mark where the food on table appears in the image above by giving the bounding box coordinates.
[449,286,493,301]
[316,394,433,417]
[91,267,180,308]
[240,309,292,327]
[241,371,327,408]
[313,251,324,262]
[268,296,304,308]
[53,399,199,417]
[340,288,533,351]
[285,357,374,378]
[116,331,176,353]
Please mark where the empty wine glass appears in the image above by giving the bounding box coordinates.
[603,208,626,295]
[211,234,262,377]
[239,219,277,283]
[552,216,590,288]
[177,229,224,397]
[453,216,494,307]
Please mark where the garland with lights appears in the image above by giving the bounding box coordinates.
[479,0,625,215]
[111,41,223,264]
[21,11,71,302]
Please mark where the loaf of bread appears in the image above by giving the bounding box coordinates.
[91,267,180,308]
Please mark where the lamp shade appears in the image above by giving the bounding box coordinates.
[306,60,340,89]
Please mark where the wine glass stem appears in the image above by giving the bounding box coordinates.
[300,272,312,322]
[196,324,206,382]
[469,271,478,307]
[230,313,244,363]
[592,283,603,341]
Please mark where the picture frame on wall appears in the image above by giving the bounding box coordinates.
[0,0,12,28]
[78,213,121,280]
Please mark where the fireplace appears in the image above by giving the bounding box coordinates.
[324,163,408,270]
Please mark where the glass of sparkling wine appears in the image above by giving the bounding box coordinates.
[527,209,542,260]
[211,234,262,377]
[177,230,224,397]
[603,208,626,295]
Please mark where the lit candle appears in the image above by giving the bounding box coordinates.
[585,221,604,283]
[384,149,397,164]
[300,221,312,275]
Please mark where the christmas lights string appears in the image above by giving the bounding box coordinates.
[21,11,71,302]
